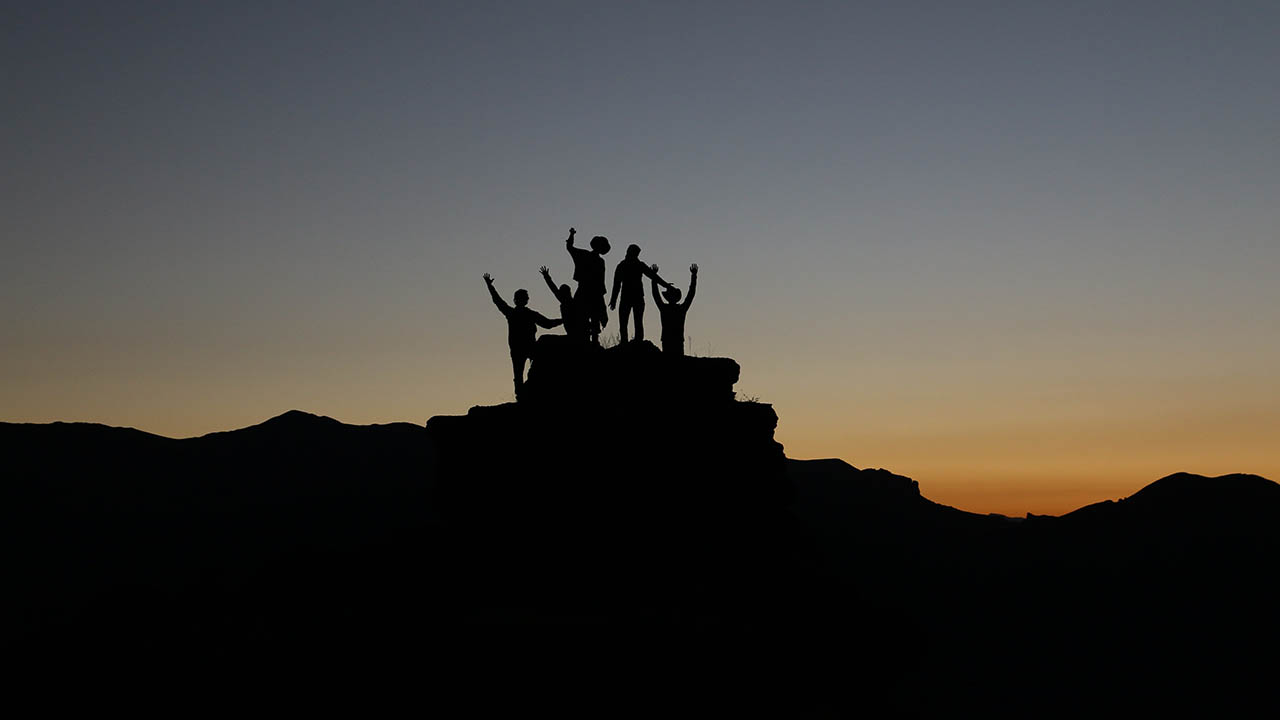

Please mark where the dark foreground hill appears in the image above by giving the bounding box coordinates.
[5,339,1278,715]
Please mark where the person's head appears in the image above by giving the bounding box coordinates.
[558,283,572,301]
[663,286,682,303]
[626,243,641,259]
[590,235,611,255]
[513,289,529,307]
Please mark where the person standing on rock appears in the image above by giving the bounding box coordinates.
[564,227,610,345]
[484,272,563,397]
[609,244,674,344]
[652,263,697,356]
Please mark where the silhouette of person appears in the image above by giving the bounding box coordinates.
[652,263,697,356]
[609,244,673,344]
[564,227,610,345]
[484,273,563,396]
[539,265,585,341]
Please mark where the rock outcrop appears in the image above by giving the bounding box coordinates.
[425,337,794,608]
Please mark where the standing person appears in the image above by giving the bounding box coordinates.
[483,273,562,396]
[539,265,585,341]
[652,263,698,356]
[564,227,610,345]
[609,244,674,344]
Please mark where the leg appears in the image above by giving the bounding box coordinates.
[591,295,606,345]
[633,300,645,342]
[618,297,632,343]
[512,352,527,396]
[575,289,600,345]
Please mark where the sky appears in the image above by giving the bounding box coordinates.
[3,1,1277,515]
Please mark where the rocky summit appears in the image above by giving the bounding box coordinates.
[425,337,796,613]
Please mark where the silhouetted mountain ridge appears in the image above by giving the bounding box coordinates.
[1129,470,1278,506]
[10,413,1266,524]
[1060,471,1280,528]
[204,408,344,435]
[6,344,1277,714]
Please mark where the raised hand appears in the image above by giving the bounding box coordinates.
[483,272,493,284]
[690,263,698,275]
[650,263,659,274]
[569,227,576,236]
[539,265,550,276]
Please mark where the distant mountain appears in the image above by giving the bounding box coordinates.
[1064,471,1280,524]
[5,341,1277,714]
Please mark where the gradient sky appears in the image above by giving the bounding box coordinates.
[4,1,1277,515]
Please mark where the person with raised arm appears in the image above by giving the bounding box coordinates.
[564,227,610,345]
[539,265,584,341]
[609,244,673,344]
[652,263,698,356]
[484,272,563,396]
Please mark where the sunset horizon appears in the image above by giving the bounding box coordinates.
[5,2,1277,518]
[8,382,1270,519]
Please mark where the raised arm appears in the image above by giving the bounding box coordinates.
[539,266,558,297]
[484,273,511,315]
[683,264,698,308]
[650,268,665,307]
[641,262,674,291]
[565,226,576,250]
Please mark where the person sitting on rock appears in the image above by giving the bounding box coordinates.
[539,265,585,341]
[652,263,698,356]
[564,227,610,345]
[609,244,674,344]
[484,272,563,396]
